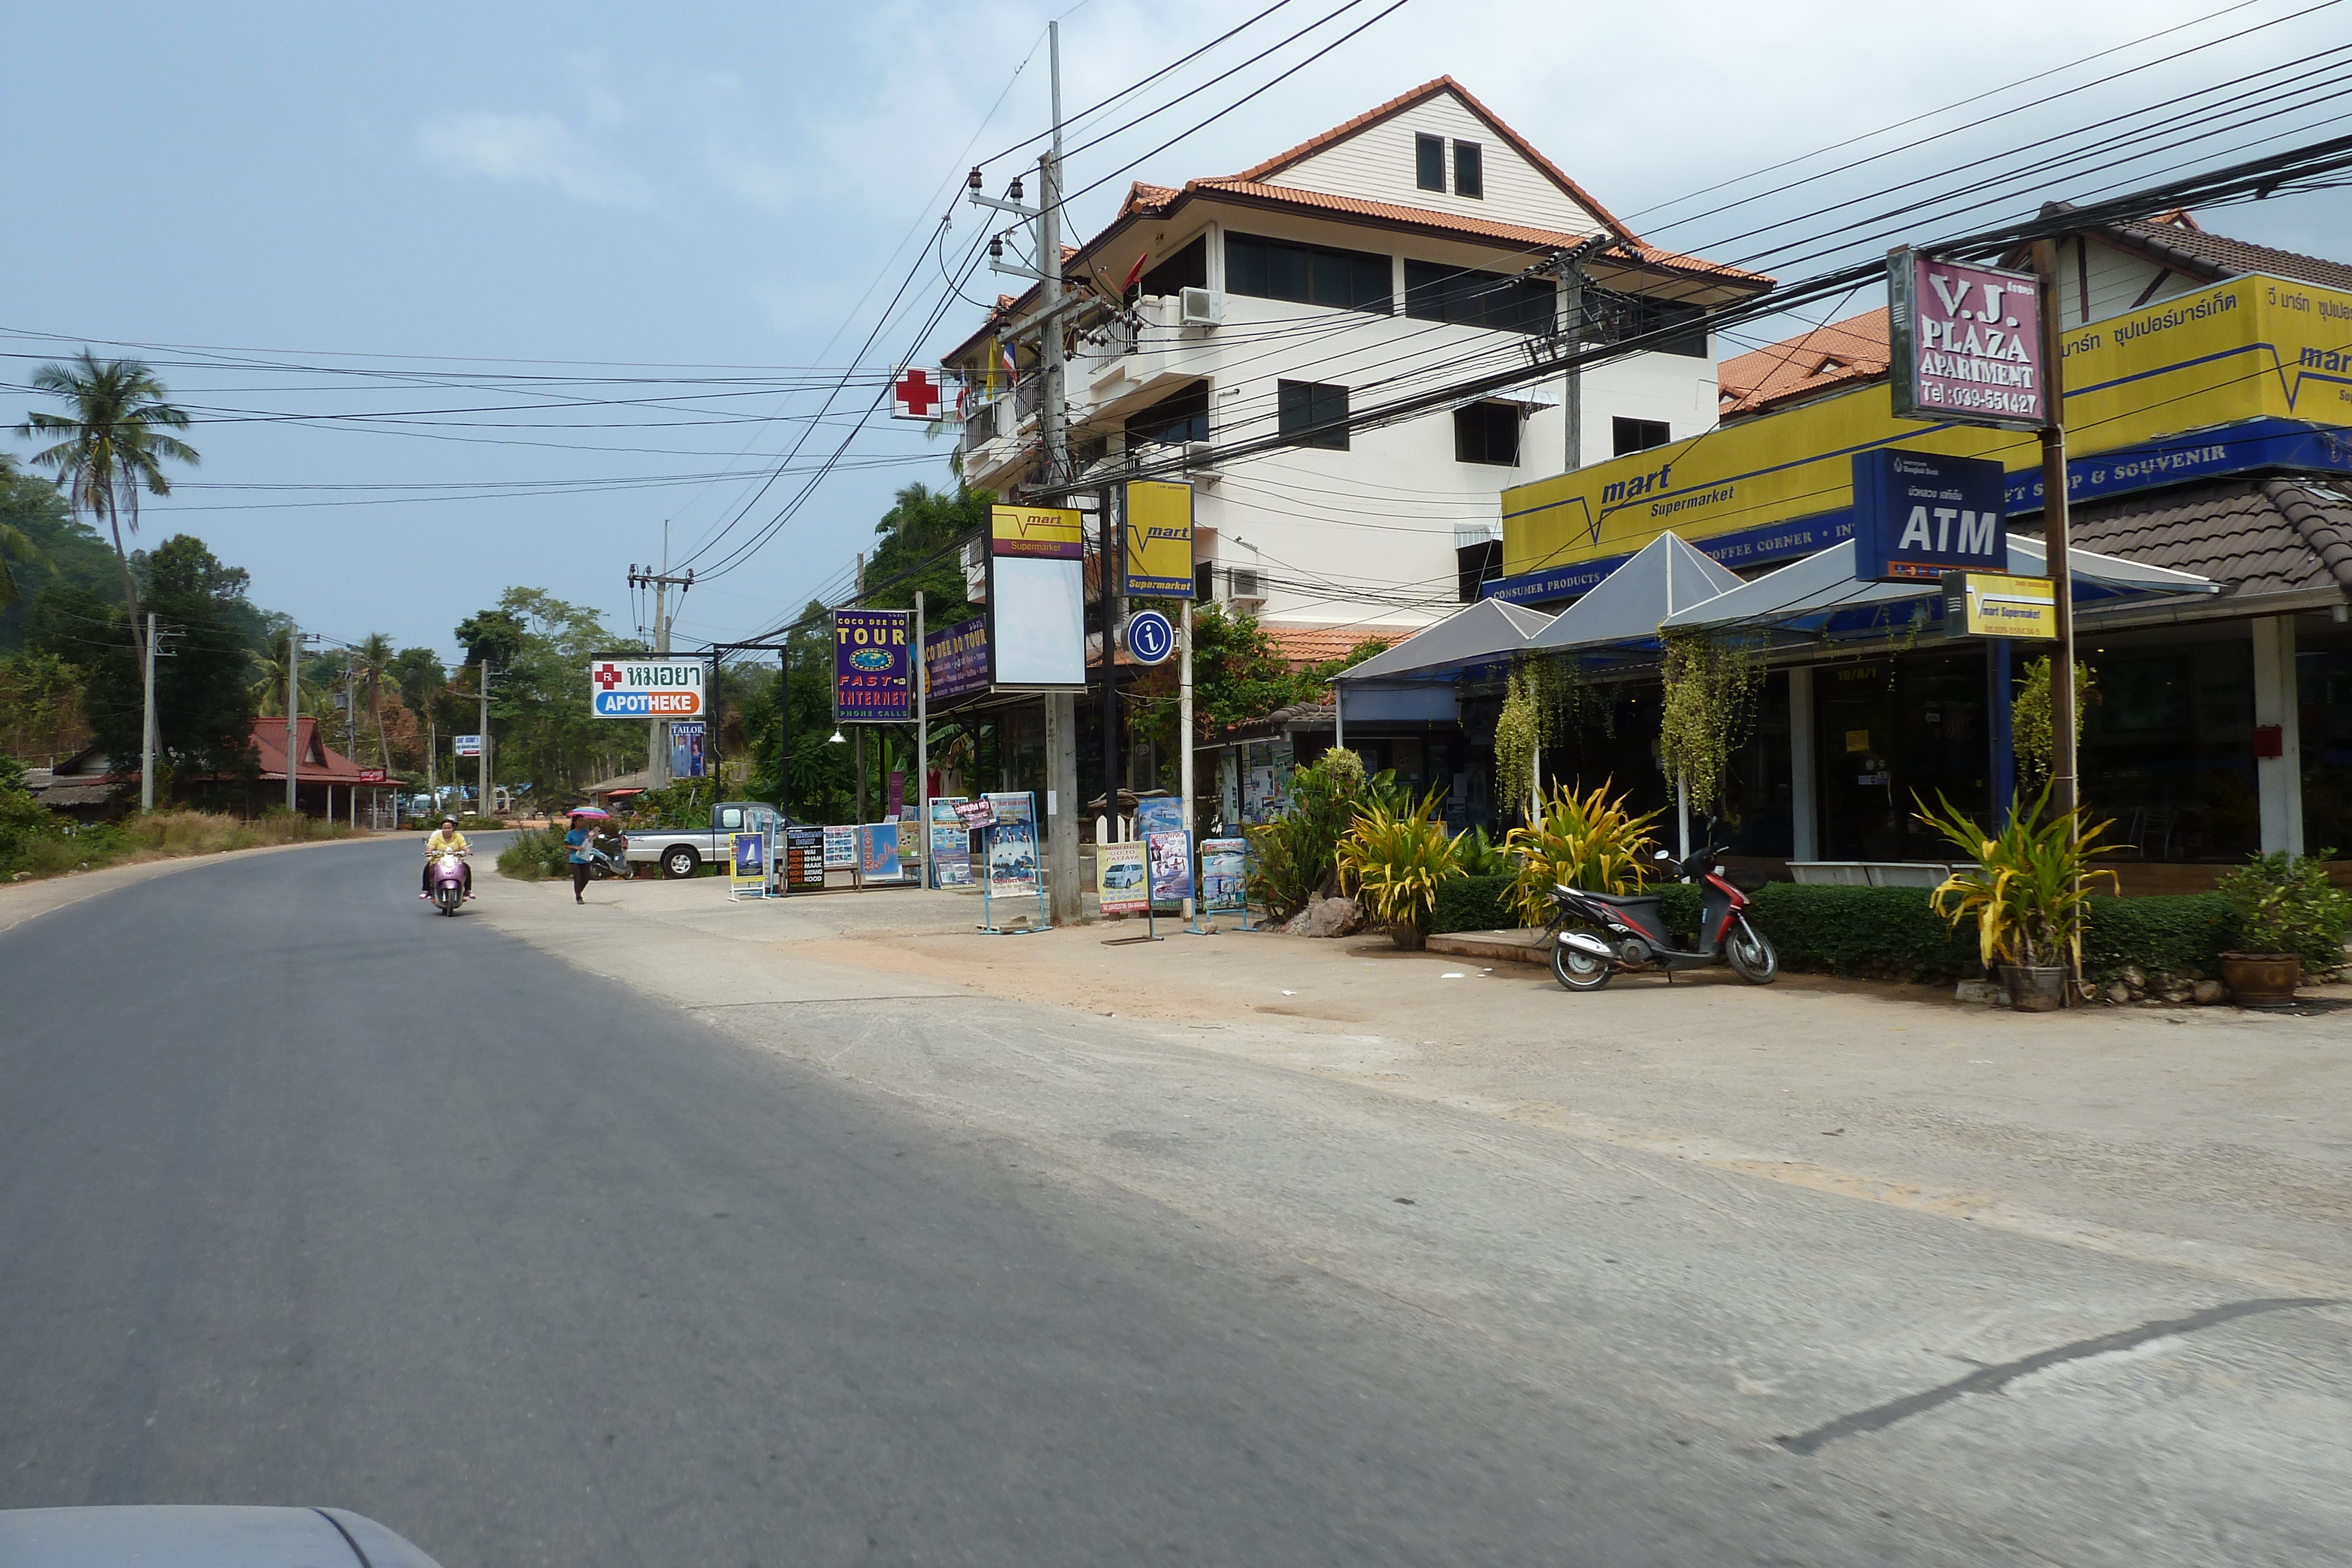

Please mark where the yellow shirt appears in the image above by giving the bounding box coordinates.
[425,828,470,856]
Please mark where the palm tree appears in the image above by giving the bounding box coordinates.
[355,632,396,767]
[0,455,53,610]
[16,352,199,666]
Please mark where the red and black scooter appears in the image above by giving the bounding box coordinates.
[1544,842,1778,992]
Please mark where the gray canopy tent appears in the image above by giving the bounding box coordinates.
[1657,536,2219,640]
[1330,597,1555,750]
[1527,532,1746,658]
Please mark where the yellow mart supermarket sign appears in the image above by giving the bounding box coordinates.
[1496,274,2352,603]
[1942,571,2056,640]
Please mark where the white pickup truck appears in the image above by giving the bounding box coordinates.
[623,801,781,879]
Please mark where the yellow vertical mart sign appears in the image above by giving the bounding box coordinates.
[1123,480,1195,597]
[1941,571,2056,639]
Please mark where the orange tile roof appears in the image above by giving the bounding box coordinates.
[1230,75,1639,245]
[1264,624,1409,668]
[1716,307,1890,419]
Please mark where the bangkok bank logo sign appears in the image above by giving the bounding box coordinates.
[588,657,704,718]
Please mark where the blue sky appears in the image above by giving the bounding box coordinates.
[5,0,2347,663]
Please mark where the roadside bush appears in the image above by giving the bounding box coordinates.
[1,797,348,883]
[2077,892,2233,982]
[1431,874,1516,933]
[1745,884,1979,981]
[1246,750,1401,917]
[498,825,569,880]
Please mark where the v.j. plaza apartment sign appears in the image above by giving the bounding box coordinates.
[1887,250,2047,430]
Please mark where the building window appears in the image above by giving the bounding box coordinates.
[1452,141,1484,199]
[1126,380,1210,448]
[1138,236,1207,299]
[1194,559,1216,603]
[1456,539,1502,603]
[1404,260,1554,333]
[1415,133,1445,193]
[1613,417,1672,456]
[1454,402,1521,465]
[1623,297,1709,357]
[1278,380,1349,450]
[1225,232,1392,313]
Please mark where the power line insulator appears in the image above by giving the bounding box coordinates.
[989,234,1005,260]
[1007,175,1023,203]
[967,167,983,192]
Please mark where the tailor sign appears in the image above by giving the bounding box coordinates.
[1851,448,2006,582]
[1888,250,2047,429]
[590,658,706,718]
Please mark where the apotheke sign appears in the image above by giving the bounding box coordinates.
[589,658,706,718]
[1887,250,2046,430]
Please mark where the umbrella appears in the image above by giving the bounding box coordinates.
[566,806,611,820]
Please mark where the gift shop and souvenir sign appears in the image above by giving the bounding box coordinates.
[1493,272,2352,606]
[589,658,705,718]
[1886,251,2047,429]
[833,609,913,722]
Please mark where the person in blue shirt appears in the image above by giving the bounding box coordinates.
[564,812,594,903]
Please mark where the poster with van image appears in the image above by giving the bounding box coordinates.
[1096,842,1148,915]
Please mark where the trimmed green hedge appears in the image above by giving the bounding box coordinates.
[1431,874,1518,934]
[2077,892,2233,981]
[1434,875,2243,984]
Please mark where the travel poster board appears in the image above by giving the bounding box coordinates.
[784,825,827,893]
[1145,830,1193,906]
[1133,796,1184,838]
[984,793,1039,894]
[822,825,860,870]
[927,797,973,888]
[858,822,903,884]
[1199,838,1248,914]
[727,831,769,899]
[954,798,995,831]
[1097,842,1148,915]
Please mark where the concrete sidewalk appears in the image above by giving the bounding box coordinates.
[487,867,2352,1299]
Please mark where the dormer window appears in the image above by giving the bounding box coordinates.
[1415,133,1444,193]
[1453,140,1484,199]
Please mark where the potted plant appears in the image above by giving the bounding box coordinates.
[1334,786,1463,950]
[1916,787,2120,1012]
[2215,848,2350,1008]
[1502,778,1661,926]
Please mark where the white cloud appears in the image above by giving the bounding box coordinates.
[416,109,654,209]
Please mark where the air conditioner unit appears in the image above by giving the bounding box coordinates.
[1227,567,1265,605]
[1184,440,1218,472]
[1180,287,1223,326]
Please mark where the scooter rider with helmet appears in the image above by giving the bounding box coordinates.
[421,817,475,901]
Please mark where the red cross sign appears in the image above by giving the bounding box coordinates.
[891,368,946,421]
[594,663,623,690]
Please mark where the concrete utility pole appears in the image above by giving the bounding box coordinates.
[1041,21,1081,925]
[285,626,300,815]
[139,612,159,813]
[1100,483,1120,838]
[478,659,492,819]
[2032,239,2079,822]
[630,529,693,793]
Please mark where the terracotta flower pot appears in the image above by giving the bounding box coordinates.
[1999,964,2068,1012]
[2219,952,2300,1009]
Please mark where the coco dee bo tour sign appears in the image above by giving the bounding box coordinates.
[1888,250,2046,429]
[833,609,913,722]
[589,658,705,717]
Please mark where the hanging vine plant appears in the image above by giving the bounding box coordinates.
[1492,665,1541,824]
[1656,631,1765,814]
[2012,655,2096,796]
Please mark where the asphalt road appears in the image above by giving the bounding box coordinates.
[1,836,2343,1566]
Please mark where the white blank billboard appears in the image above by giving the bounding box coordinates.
[988,557,1086,688]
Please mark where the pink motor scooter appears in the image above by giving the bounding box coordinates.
[426,846,470,915]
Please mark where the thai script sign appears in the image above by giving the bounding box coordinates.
[924,616,990,701]
[1888,251,2046,429]
[1498,274,2352,600]
[590,657,705,718]
[833,609,912,722]
[1122,480,1195,596]
[1851,449,2006,582]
